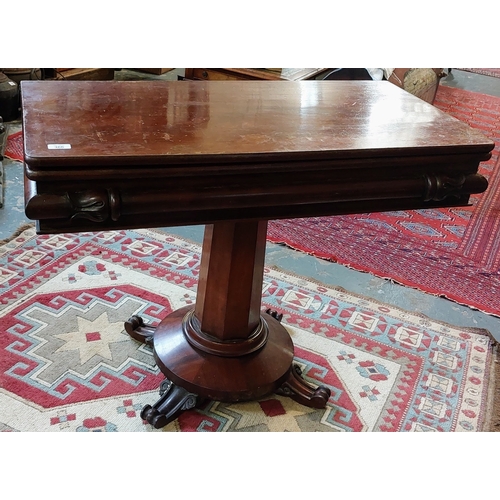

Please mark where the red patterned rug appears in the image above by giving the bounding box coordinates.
[268,85,500,316]
[4,130,23,162]
[1,226,498,431]
[458,68,500,79]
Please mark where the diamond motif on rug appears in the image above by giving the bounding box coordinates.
[0,227,497,432]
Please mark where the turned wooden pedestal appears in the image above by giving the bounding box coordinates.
[124,220,330,427]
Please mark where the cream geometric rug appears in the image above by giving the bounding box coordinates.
[1,226,498,431]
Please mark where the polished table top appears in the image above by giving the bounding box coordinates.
[22,80,494,233]
[22,80,493,168]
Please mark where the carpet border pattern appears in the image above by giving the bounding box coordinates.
[1,226,497,431]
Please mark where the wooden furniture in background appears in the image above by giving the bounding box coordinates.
[184,68,330,81]
[133,69,174,75]
[22,80,494,427]
[43,68,115,80]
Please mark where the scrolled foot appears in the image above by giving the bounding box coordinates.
[124,315,156,345]
[265,308,283,323]
[141,379,199,429]
[276,364,331,409]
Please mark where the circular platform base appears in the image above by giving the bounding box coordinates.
[152,306,295,402]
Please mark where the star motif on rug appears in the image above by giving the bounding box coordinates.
[54,312,127,364]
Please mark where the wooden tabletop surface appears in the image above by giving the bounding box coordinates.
[21,80,494,169]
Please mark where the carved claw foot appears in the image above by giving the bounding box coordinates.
[276,364,331,409]
[141,379,199,429]
[124,315,156,345]
[265,308,283,323]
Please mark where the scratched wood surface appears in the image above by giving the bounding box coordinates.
[21,80,493,169]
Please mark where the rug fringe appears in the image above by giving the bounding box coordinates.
[0,223,35,245]
[486,343,500,431]
[495,343,500,430]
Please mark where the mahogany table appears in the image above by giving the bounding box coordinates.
[21,80,494,428]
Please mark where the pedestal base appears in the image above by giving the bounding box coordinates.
[125,306,331,428]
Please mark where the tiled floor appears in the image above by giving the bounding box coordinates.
[1,68,499,341]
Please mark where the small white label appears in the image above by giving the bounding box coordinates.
[48,144,71,150]
[8,81,15,86]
